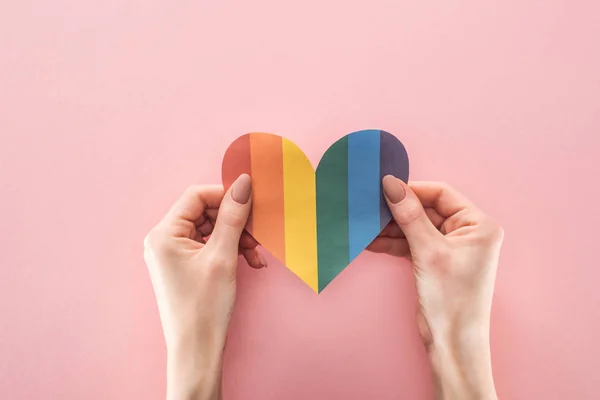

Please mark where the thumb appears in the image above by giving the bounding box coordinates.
[208,174,252,255]
[382,175,441,247]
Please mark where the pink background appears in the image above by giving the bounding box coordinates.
[1,1,599,399]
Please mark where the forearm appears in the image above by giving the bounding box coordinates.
[428,324,497,400]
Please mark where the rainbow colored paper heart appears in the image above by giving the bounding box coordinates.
[222,130,409,293]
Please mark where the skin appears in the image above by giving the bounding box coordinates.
[144,174,503,400]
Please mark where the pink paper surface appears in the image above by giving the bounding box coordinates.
[1,1,599,399]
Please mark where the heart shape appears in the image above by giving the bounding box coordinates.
[222,130,409,293]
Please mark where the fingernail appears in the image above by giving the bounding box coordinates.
[382,175,406,204]
[232,174,252,204]
[257,251,267,268]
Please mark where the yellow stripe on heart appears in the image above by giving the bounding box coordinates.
[282,138,318,292]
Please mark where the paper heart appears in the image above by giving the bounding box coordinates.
[222,130,409,293]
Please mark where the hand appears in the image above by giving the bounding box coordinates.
[143,174,266,400]
[368,177,503,400]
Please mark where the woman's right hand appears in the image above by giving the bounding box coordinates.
[368,177,503,400]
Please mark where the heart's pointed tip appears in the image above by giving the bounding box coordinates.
[308,282,320,294]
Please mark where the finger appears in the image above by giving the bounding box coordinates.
[241,247,267,269]
[239,232,259,249]
[165,185,223,223]
[196,219,214,237]
[441,209,481,236]
[378,209,444,239]
[162,185,224,238]
[367,237,410,257]
[195,223,258,250]
[424,207,445,231]
[379,221,404,238]
[382,175,443,247]
[194,219,214,243]
[206,174,253,255]
[409,182,474,218]
[204,208,219,222]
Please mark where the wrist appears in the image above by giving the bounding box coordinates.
[166,333,225,400]
[427,322,497,400]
